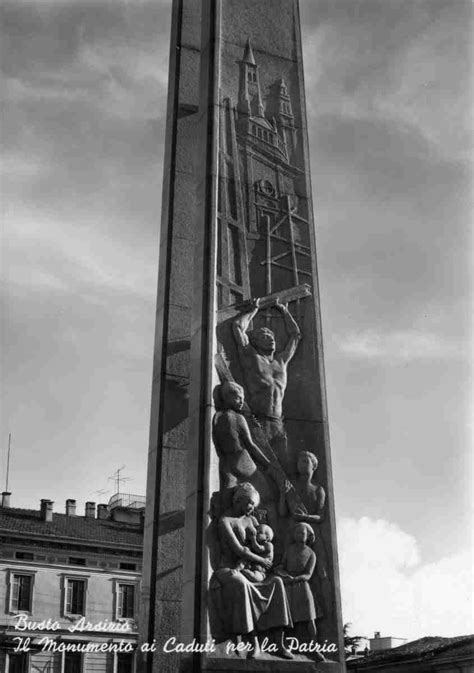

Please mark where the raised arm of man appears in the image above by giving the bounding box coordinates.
[275,298,301,363]
[232,298,260,352]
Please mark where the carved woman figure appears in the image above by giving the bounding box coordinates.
[212,381,281,521]
[292,451,325,527]
[212,382,271,488]
[208,483,293,659]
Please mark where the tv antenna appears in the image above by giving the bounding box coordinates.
[108,466,132,493]
[91,488,109,498]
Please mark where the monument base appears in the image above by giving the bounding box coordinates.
[180,645,345,673]
[203,659,344,673]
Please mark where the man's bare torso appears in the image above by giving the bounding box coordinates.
[242,347,287,418]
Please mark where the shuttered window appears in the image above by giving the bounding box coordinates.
[65,579,85,615]
[117,584,135,619]
[11,575,33,612]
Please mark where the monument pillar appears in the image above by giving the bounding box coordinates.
[141,1,346,671]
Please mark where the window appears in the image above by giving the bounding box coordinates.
[115,652,135,673]
[15,552,34,561]
[68,557,86,566]
[62,651,82,673]
[7,652,29,673]
[65,578,86,615]
[116,584,135,619]
[119,562,136,571]
[10,573,34,612]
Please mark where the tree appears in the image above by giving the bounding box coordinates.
[343,622,366,656]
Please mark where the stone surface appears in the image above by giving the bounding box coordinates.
[202,656,344,672]
[140,1,345,670]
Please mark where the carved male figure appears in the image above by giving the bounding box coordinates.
[232,297,301,469]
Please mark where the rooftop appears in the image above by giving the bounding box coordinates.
[348,635,474,669]
[0,506,143,549]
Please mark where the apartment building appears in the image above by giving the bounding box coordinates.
[0,492,144,673]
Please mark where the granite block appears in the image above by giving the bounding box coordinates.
[220,0,297,62]
[171,171,198,242]
[165,344,190,380]
[175,106,201,176]
[159,448,187,512]
[162,376,189,449]
[169,237,194,307]
[166,303,192,342]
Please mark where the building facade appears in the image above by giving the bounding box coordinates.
[369,632,407,652]
[0,493,143,673]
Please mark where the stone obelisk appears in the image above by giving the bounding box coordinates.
[140,1,345,671]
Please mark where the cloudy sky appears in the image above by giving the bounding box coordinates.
[1,0,472,642]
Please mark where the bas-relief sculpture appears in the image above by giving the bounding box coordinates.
[206,38,335,662]
[275,522,318,639]
[233,297,300,473]
[207,482,294,660]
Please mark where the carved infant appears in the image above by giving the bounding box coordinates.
[241,523,274,583]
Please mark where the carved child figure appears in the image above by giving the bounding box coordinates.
[275,522,320,642]
[242,523,274,583]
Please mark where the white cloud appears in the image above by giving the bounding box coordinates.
[2,0,169,7]
[3,54,167,123]
[336,329,460,362]
[0,152,46,179]
[2,210,157,300]
[2,7,170,122]
[338,516,473,639]
[76,40,169,120]
[302,4,472,163]
[375,7,472,162]
[3,75,92,104]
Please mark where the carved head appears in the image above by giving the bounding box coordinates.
[256,523,273,543]
[221,382,245,411]
[213,382,245,411]
[232,482,260,516]
[297,451,319,476]
[208,491,222,520]
[249,327,276,353]
[292,522,314,546]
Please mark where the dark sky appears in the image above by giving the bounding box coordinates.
[1,0,472,638]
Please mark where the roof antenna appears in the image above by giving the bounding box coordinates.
[108,466,132,493]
